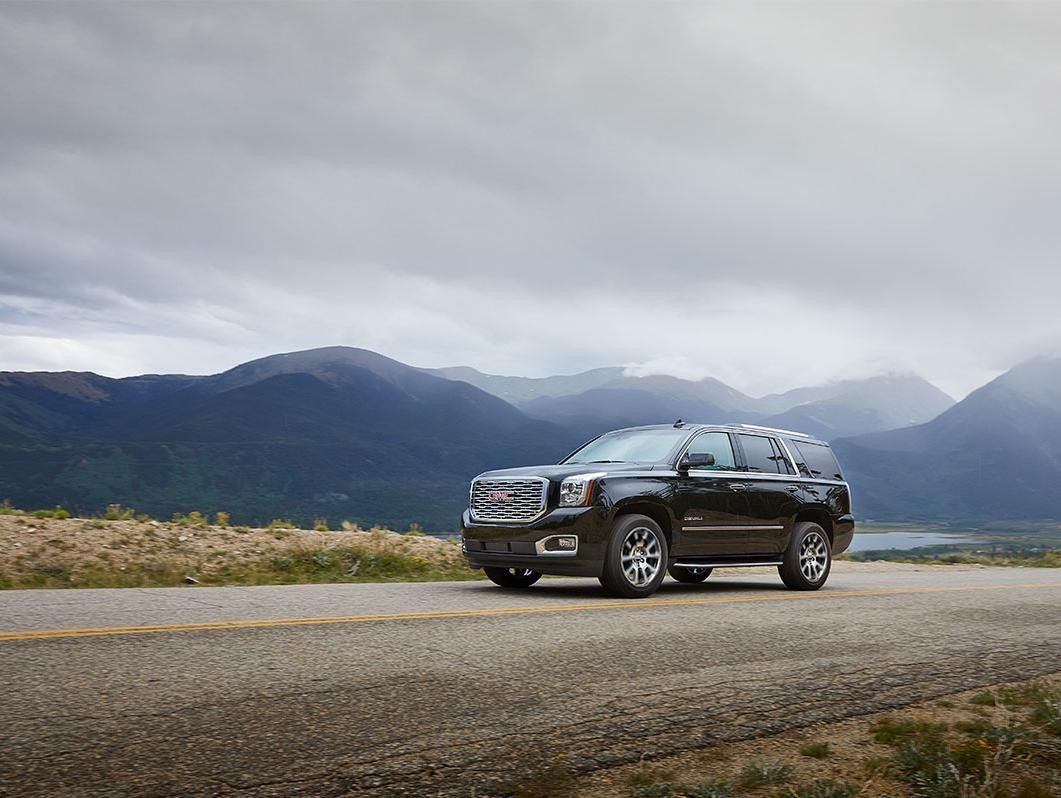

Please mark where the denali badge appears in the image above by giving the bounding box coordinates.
[488,490,516,503]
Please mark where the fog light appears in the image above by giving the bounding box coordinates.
[535,534,578,555]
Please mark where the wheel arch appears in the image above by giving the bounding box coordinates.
[611,500,675,550]
[793,506,834,546]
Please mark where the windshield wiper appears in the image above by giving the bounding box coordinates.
[583,459,626,464]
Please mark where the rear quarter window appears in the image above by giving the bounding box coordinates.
[793,441,844,481]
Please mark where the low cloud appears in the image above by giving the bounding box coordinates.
[2,2,1060,398]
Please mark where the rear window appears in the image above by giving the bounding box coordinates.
[793,441,844,481]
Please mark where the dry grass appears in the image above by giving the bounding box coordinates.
[0,514,479,589]
[568,676,1061,798]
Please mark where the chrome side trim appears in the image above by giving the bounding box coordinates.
[672,560,783,568]
[681,524,784,531]
[685,468,848,487]
[775,436,802,478]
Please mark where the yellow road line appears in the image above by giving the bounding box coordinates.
[1,582,1057,643]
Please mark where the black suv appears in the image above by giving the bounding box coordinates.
[461,423,854,598]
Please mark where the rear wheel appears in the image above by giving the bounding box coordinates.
[484,567,542,588]
[599,514,669,598]
[668,565,713,583]
[778,522,831,590]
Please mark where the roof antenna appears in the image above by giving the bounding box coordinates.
[673,418,684,428]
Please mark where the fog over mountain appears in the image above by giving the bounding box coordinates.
[3,4,1061,399]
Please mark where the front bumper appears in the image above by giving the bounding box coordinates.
[461,505,610,577]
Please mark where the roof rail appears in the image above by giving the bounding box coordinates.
[734,423,811,438]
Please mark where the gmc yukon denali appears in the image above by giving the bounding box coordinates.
[461,422,855,598]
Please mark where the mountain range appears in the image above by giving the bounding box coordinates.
[0,346,1057,528]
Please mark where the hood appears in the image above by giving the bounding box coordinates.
[476,462,657,482]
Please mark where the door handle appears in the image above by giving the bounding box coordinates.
[785,485,800,493]
[728,483,748,491]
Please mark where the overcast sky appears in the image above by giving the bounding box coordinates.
[2,2,1060,399]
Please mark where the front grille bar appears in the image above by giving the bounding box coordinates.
[470,477,548,523]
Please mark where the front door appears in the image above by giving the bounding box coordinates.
[672,431,751,556]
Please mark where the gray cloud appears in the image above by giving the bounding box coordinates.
[2,2,1061,398]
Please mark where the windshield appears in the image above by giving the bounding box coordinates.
[563,428,690,464]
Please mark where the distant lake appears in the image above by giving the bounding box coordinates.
[849,531,982,552]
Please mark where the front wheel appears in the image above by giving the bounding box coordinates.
[778,522,831,590]
[668,565,713,583]
[599,514,669,598]
[484,567,542,588]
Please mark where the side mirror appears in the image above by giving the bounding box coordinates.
[678,452,715,471]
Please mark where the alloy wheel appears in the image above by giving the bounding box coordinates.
[799,531,829,582]
[620,526,662,587]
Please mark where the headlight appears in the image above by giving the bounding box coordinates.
[559,472,605,507]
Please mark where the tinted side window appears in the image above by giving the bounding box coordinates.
[794,441,844,480]
[686,431,736,470]
[783,437,813,477]
[737,434,792,474]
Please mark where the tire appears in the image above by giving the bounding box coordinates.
[668,565,713,583]
[778,522,831,590]
[484,567,542,588]
[598,514,669,598]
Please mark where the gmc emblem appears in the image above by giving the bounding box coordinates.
[488,490,515,503]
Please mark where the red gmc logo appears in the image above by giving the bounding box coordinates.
[488,490,515,503]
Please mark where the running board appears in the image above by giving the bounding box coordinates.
[672,560,783,569]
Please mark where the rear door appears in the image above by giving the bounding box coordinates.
[672,430,751,556]
[733,433,802,554]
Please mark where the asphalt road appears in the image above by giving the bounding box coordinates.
[2,566,1060,797]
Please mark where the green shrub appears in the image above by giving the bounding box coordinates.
[685,780,732,798]
[799,741,831,759]
[871,717,947,744]
[969,691,997,706]
[214,511,230,527]
[103,504,135,521]
[405,522,426,537]
[269,518,295,530]
[35,564,71,581]
[0,499,24,516]
[785,780,856,798]
[630,785,675,798]
[313,518,330,532]
[737,761,793,788]
[30,506,70,519]
[172,511,208,527]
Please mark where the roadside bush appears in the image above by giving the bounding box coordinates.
[785,780,856,798]
[214,511,230,527]
[172,511,208,527]
[313,518,330,532]
[799,741,831,759]
[0,499,25,516]
[103,504,135,521]
[30,506,70,519]
[737,762,793,788]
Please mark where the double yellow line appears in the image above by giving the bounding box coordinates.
[1,582,1056,643]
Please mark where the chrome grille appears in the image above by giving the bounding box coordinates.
[470,477,548,523]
